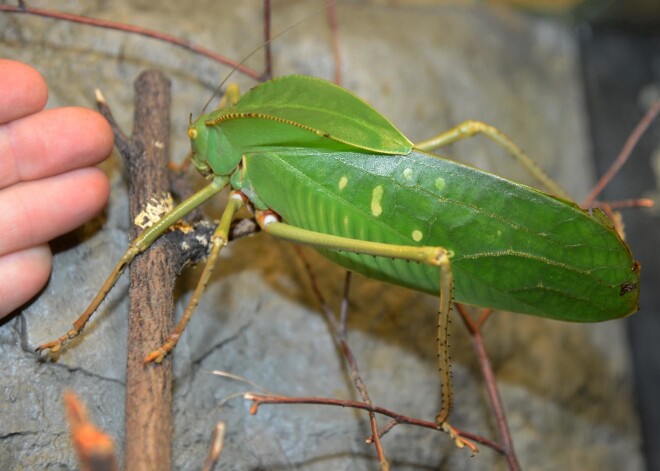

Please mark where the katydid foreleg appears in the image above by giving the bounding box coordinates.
[35,176,230,355]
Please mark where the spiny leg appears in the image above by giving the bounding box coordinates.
[36,176,229,355]
[435,250,453,425]
[257,211,476,452]
[415,119,570,200]
[144,191,246,364]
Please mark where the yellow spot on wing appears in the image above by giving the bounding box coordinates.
[339,175,348,190]
[412,230,423,242]
[371,185,384,217]
[435,177,446,191]
[403,168,413,180]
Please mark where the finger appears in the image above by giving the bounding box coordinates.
[0,244,52,318]
[0,107,114,188]
[0,59,48,124]
[0,167,109,256]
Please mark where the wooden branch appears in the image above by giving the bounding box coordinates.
[124,70,176,471]
[98,70,175,471]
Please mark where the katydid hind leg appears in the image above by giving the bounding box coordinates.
[415,119,570,200]
[257,212,476,451]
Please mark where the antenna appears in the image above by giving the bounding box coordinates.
[200,1,336,114]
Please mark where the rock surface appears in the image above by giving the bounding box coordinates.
[0,1,643,470]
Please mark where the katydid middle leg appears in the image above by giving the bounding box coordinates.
[144,191,246,364]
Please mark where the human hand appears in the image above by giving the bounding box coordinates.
[0,59,113,318]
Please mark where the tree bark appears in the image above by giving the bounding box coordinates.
[108,70,175,471]
[124,71,174,471]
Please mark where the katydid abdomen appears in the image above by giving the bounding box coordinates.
[244,148,639,322]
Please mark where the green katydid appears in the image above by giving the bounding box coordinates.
[36,74,639,446]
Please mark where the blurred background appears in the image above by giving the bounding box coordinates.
[575,1,660,470]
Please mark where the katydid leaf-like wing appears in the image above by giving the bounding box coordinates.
[233,75,413,154]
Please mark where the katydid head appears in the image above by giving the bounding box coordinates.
[188,112,243,178]
[188,118,213,177]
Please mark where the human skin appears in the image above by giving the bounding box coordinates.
[0,59,113,317]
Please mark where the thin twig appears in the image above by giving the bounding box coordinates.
[583,101,660,208]
[338,271,351,335]
[475,307,493,332]
[0,2,261,81]
[262,0,273,80]
[245,392,503,453]
[455,304,521,471]
[293,248,388,468]
[201,422,226,471]
[211,370,271,393]
[337,273,389,467]
[593,198,654,210]
[326,0,342,86]
[292,246,336,326]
